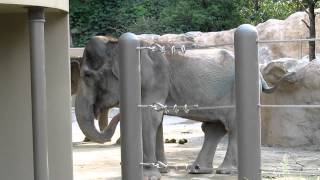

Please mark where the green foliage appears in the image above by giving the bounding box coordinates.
[70,0,123,46]
[240,0,299,25]
[157,0,243,33]
[121,0,171,34]
[70,0,302,47]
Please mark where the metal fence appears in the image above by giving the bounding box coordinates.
[118,24,320,180]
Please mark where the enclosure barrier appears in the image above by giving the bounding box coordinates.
[235,24,261,180]
[118,25,320,180]
[119,33,143,180]
[235,25,320,179]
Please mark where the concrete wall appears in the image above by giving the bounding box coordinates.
[0,9,72,180]
[0,13,34,180]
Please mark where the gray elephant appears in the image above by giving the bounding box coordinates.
[75,36,289,179]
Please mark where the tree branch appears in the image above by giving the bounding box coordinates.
[305,9,310,15]
[301,19,311,29]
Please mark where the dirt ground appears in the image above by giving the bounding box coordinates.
[72,109,320,180]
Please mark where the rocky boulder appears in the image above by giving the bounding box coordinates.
[261,58,320,147]
[139,11,320,63]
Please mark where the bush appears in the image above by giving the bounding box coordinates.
[70,0,299,47]
[240,0,299,25]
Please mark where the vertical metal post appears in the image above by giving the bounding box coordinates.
[28,7,49,180]
[235,24,261,180]
[119,33,143,180]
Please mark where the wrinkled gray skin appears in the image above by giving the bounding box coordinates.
[75,36,290,179]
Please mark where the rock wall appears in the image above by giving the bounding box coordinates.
[139,11,320,63]
[261,58,320,147]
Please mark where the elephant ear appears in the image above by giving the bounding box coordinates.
[99,36,119,78]
[71,58,81,95]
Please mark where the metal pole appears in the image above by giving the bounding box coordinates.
[119,33,143,180]
[28,7,49,180]
[235,24,261,180]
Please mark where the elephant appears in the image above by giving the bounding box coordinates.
[75,36,291,179]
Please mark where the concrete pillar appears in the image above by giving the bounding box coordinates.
[28,7,49,180]
[119,33,143,180]
[234,24,261,180]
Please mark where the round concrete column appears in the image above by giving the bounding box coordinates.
[28,7,49,180]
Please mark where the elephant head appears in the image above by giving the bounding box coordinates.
[261,71,296,93]
[75,36,120,143]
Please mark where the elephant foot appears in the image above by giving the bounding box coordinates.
[143,167,161,180]
[83,137,91,142]
[115,137,121,145]
[187,164,213,174]
[216,164,237,174]
[83,137,111,143]
[158,166,169,174]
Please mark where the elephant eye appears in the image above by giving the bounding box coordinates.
[83,71,93,79]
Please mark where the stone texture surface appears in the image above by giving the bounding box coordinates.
[140,11,320,60]
[261,58,320,147]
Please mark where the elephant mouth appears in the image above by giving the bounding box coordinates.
[93,103,103,119]
[93,101,119,120]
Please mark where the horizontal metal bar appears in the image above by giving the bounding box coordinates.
[261,169,320,176]
[259,104,320,108]
[136,43,234,53]
[138,104,235,111]
[136,46,155,50]
[140,161,168,169]
[258,38,320,44]
[193,105,235,110]
[140,104,320,110]
[188,43,234,49]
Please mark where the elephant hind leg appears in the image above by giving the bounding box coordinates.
[188,121,226,174]
[142,110,163,179]
[216,120,237,174]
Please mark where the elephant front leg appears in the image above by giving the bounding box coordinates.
[98,107,109,131]
[188,121,226,174]
[156,121,169,173]
[142,109,162,180]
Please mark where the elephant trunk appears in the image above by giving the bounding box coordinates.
[75,93,113,143]
[261,72,295,94]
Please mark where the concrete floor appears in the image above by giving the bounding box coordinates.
[72,109,320,180]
